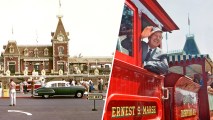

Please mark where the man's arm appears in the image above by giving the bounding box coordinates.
[144,55,169,75]
[141,26,153,39]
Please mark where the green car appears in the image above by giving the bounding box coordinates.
[34,81,86,98]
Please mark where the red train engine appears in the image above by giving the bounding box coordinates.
[103,0,203,120]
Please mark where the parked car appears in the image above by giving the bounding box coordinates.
[33,81,86,98]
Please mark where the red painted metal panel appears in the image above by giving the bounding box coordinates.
[104,94,162,120]
[164,73,200,120]
[104,58,164,120]
[141,0,179,31]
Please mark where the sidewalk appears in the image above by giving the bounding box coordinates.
[0,91,32,98]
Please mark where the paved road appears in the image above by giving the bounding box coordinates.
[0,97,104,120]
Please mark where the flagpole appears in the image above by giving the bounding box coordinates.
[11,25,14,40]
[188,13,190,35]
[57,0,63,18]
[35,30,38,44]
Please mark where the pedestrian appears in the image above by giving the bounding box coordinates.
[31,79,35,95]
[9,79,16,106]
[72,79,76,86]
[98,78,103,93]
[19,81,24,94]
[41,79,45,87]
[89,79,94,92]
[69,79,72,85]
[23,80,28,94]
[100,78,104,92]
[75,80,78,85]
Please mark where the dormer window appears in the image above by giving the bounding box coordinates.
[58,46,64,55]
[24,48,28,56]
[9,45,14,53]
[44,48,49,56]
[34,48,38,57]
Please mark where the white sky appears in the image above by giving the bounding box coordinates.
[0,0,125,57]
[158,0,213,59]
[2,0,210,59]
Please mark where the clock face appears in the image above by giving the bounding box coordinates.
[57,35,64,41]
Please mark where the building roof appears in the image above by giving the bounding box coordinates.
[167,54,213,77]
[183,34,200,55]
[69,56,113,63]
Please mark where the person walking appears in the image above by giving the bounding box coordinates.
[19,81,24,94]
[23,80,28,94]
[9,79,16,106]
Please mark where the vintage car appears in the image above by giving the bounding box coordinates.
[33,81,86,98]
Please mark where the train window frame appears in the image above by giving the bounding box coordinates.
[117,4,134,56]
[141,13,157,30]
[115,1,139,66]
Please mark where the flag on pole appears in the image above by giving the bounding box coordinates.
[59,0,61,7]
[36,30,38,43]
[188,14,190,26]
[188,13,191,35]
[12,26,13,35]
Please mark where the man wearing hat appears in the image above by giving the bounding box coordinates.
[141,26,169,74]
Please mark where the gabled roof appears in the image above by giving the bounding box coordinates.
[183,35,200,55]
[18,45,53,58]
[52,18,69,40]
[3,41,20,55]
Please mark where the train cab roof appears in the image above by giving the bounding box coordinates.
[132,0,179,32]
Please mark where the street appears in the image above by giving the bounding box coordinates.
[0,97,104,120]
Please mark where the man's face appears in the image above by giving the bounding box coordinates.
[148,31,163,48]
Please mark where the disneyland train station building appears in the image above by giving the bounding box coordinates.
[0,14,113,93]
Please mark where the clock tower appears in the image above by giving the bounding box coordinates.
[51,15,70,74]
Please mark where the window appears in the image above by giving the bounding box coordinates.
[44,48,49,56]
[58,62,64,72]
[24,48,28,56]
[34,48,38,57]
[58,46,64,55]
[9,45,14,53]
[9,62,15,74]
[51,83,57,87]
[24,62,29,71]
[117,4,134,56]
[58,83,65,87]
[34,65,39,72]
[45,62,49,70]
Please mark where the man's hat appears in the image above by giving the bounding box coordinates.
[149,27,163,37]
